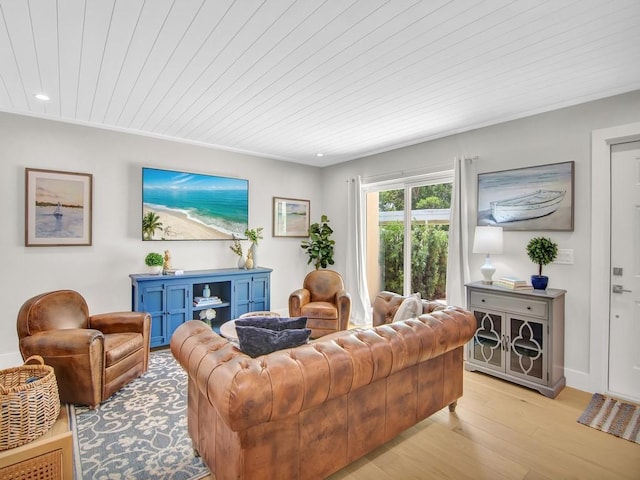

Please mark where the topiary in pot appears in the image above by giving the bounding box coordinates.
[145,252,164,275]
[526,237,558,290]
[300,214,335,269]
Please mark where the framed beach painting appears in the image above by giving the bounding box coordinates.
[142,167,248,240]
[25,168,93,246]
[273,197,310,237]
[477,161,574,231]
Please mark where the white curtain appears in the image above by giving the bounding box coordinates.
[346,176,371,325]
[446,157,471,308]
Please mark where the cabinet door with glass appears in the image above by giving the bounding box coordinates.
[505,314,548,386]
[469,308,505,372]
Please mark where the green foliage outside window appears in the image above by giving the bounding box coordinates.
[378,182,452,300]
[380,222,449,299]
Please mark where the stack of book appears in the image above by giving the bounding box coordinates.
[193,296,223,307]
[494,276,533,290]
[163,268,184,275]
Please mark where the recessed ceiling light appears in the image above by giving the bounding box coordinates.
[316,153,324,157]
[33,93,50,101]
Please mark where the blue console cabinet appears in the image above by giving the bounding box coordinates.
[130,267,272,348]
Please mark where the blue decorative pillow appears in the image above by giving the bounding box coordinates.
[235,316,307,331]
[236,326,312,358]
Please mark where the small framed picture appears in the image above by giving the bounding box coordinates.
[273,197,310,237]
[25,168,93,246]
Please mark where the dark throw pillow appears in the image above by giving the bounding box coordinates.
[235,316,308,331]
[236,325,312,358]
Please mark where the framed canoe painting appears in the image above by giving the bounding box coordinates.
[477,161,574,231]
[25,168,93,246]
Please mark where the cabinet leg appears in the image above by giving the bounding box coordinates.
[192,441,200,458]
[448,400,457,412]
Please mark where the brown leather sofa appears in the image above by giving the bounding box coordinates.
[17,290,151,408]
[171,303,475,480]
[288,269,351,338]
[373,290,447,326]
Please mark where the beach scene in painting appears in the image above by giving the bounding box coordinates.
[275,199,309,236]
[34,177,85,238]
[477,162,573,231]
[142,168,248,240]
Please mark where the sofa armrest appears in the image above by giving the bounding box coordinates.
[288,288,311,316]
[372,291,405,326]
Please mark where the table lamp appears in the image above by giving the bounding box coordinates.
[473,226,503,284]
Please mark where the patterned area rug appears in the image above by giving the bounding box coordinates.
[577,393,640,444]
[70,349,208,479]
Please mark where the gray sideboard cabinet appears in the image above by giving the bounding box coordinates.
[464,281,566,398]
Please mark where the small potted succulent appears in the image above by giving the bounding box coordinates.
[145,252,164,275]
[526,237,558,290]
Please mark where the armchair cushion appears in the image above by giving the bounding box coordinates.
[301,302,337,319]
[104,333,144,367]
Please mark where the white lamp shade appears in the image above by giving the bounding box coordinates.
[473,226,503,254]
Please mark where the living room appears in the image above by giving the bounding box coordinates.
[1,1,640,478]
[3,91,640,393]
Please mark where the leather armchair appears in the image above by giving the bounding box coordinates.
[288,270,351,338]
[17,290,151,409]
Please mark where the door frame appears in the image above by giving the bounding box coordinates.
[590,121,640,396]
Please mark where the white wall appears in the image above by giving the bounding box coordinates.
[0,112,323,368]
[323,90,640,393]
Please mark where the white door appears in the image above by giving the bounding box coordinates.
[609,141,640,402]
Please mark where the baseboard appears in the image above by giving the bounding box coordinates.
[564,367,593,394]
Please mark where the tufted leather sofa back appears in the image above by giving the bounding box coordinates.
[171,304,475,433]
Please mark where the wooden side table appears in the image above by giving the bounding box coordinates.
[0,406,73,480]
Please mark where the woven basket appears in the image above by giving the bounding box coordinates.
[0,355,60,451]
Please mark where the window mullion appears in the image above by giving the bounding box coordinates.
[404,186,412,295]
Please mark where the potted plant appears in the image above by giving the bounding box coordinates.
[300,214,335,269]
[526,236,558,290]
[145,252,164,275]
[244,227,263,268]
[230,236,245,268]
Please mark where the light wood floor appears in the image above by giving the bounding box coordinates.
[201,371,639,479]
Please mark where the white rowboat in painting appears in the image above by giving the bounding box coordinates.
[490,190,565,223]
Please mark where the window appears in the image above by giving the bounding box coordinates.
[364,171,453,301]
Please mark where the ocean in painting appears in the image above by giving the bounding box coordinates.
[35,205,84,238]
[142,169,248,238]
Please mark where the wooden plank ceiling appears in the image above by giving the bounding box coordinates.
[1,0,639,167]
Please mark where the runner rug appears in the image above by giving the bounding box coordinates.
[577,393,640,444]
[70,349,208,479]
